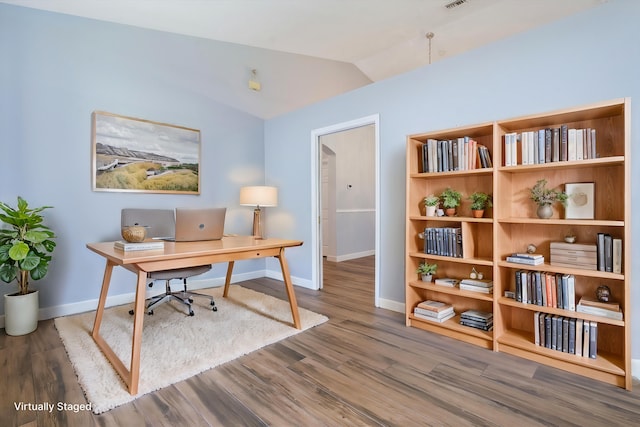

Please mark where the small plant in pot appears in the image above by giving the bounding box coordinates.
[0,197,56,336]
[416,262,437,282]
[468,192,492,218]
[423,194,439,217]
[440,187,462,216]
[529,179,568,219]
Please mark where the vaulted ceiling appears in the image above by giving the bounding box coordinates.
[1,0,607,118]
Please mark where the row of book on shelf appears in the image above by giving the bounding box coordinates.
[508,237,622,274]
[534,312,597,359]
[413,301,493,331]
[423,227,463,258]
[512,269,623,320]
[503,126,597,166]
[420,137,493,173]
[434,277,493,294]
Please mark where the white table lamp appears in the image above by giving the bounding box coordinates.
[240,186,278,239]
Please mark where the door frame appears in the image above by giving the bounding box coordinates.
[310,114,380,306]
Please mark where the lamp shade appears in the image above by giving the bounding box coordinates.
[239,186,278,207]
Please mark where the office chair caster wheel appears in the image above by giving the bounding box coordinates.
[212,306,218,312]
[147,310,154,315]
[189,310,195,316]
[129,310,134,315]
[188,298,194,303]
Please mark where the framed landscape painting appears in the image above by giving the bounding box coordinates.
[92,111,201,194]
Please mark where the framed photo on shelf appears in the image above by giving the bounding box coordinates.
[92,111,201,194]
[564,182,595,219]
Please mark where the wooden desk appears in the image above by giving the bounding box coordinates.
[86,236,303,395]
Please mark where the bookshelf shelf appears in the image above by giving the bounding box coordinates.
[497,329,625,377]
[409,281,493,302]
[498,297,625,327]
[405,98,631,390]
[408,314,493,349]
[497,261,625,280]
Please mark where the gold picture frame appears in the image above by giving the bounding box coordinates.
[92,111,201,194]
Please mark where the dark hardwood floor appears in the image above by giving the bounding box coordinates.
[2,256,640,426]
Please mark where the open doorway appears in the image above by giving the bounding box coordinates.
[310,115,380,306]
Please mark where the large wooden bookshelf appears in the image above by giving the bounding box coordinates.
[405,98,631,389]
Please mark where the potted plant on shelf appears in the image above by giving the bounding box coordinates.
[416,262,437,282]
[468,192,492,218]
[423,194,439,217]
[440,187,462,216]
[0,197,56,336]
[529,179,568,219]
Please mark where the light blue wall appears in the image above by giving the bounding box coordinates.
[265,0,640,357]
[0,5,266,314]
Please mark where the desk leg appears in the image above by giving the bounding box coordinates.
[128,271,148,395]
[91,260,147,395]
[223,261,235,297]
[92,259,115,337]
[278,247,301,329]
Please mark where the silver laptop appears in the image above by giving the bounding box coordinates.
[169,207,226,242]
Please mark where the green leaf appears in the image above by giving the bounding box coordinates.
[30,262,48,280]
[0,244,11,263]
[24,230,50,244]
[0,263,18,283]
[8,242,29,261]
[18,252,40,271]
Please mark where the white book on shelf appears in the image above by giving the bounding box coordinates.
[511,132,518,166]
[521,132,529,165]
[568,128,577,161]
[576,128,584,160]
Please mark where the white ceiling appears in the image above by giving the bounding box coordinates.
[2,0,607,118]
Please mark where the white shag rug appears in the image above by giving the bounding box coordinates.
[54,285,328,414]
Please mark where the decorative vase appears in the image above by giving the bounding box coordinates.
[425,205,437,217]
[445,208,456,217]
[4,290,39,336]
[421,274,433,282]
[536,204,553,219]
[472,209,484,218]
[121,225,147,242]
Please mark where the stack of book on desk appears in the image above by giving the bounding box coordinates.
[460,310,493,331]
[459,278,493,294]
[413,300,455,323]
[576,297,623,320]
[506,253,544,265]
[114,240,165,252]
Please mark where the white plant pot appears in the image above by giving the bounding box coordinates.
[4,290,39,336]
[425,205,437,217]
[421,274,433,282]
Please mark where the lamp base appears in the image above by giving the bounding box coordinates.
[252,207,264,239]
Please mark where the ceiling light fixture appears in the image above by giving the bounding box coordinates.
[426,32,435,65]
[248,69,261,91]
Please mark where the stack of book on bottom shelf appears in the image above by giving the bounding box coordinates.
[459,278,493,294]
[576,297,623,320]
[534,312,597,358]
[460,310,493,331]
[413,300,455,323]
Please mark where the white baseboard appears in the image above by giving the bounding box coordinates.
[325,250,375,263]
[378,297,404,313]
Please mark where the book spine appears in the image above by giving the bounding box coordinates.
[589,321,598,359]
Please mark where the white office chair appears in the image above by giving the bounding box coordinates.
[121,208,216,316]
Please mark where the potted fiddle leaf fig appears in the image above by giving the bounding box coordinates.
[0,197,56,335]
